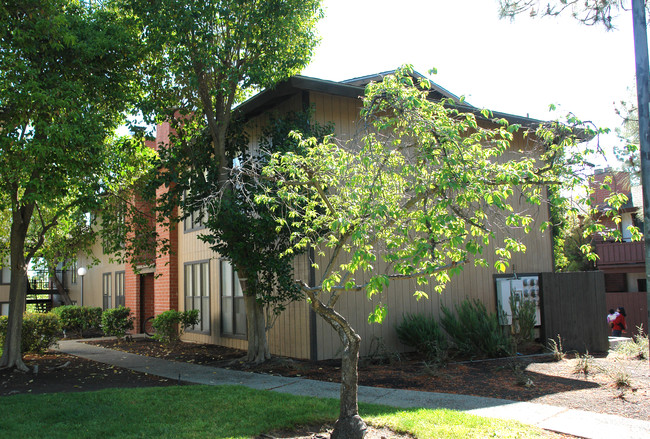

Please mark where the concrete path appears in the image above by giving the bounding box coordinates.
[56,339,650,439]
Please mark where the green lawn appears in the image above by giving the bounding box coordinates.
[0,385,552,438]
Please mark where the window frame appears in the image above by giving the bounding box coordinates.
[184,260,210,334]
[115,271,125,308]
[102,273,112,310]
[219,259,247,339]
[182,190,206,233]
[71,261,78,285]
[0,266,10,285]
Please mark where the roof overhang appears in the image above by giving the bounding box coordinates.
[234,70,547,132]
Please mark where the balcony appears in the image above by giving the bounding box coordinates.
[595,241,645,272]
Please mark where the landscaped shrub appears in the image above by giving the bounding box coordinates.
[440,298,513,358]
[0,313,61,353]
[101,306,134,339]
[151,309,200,343]
[508,295,537,345]
[51,305,103,337]
[614,325,649,360]
[396,313,447,358]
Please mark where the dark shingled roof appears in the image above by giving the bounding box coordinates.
[235,69,545,130]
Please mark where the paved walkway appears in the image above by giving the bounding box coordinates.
[56,339,650,439]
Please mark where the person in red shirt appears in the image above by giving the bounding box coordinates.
[611,307,627,337]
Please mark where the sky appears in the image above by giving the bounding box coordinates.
[301,0,641,166]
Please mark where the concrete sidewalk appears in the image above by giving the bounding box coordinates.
[56,339,650,439]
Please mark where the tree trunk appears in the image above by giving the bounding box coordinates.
[238,269,270,364]
[243,293,270,364]
[306,293,368,439]
[331,328,367,439]
[0,203,34,372]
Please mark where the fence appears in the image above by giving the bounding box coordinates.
[605,292,648,337]
[539,271,609,353]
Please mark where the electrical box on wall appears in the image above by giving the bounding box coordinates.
[495,275,541,326]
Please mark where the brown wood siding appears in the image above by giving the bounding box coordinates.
[307,94,554,360]
[540,272,609,353]
[181,93,312,358]
[604,273,628,293]
[595,241,645,268]
[606,292,648,338]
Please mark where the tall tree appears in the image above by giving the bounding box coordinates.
[259,67,604,438]
[498,0,647,30]
[0,0,148,371]
[122,0,323,363]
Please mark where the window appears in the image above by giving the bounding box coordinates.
[71,261,78,285]
[220,260,246,337]
[184,261,210,333]
[115,271,125,308]
[1,303,9,316]
[102,273,112,310]
[1,266,10,285]
[183,190,206,232]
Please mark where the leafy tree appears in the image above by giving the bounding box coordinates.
[0,0,149,371]
[614,85,641,181]
[553,212,597,272]
[121,0,323,363]
[259,67,603,438]
[498,0,647,30]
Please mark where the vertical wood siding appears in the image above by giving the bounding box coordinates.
[70,243,126,309]
[541,272,608,352]
[606,292,648,338]
[308,94,555,360]
[181,92,312,358]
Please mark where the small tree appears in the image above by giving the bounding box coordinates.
[259,67,604,438]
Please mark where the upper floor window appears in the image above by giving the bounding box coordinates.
[183,190,206,232]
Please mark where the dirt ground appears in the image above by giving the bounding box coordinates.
[1,337,648,438]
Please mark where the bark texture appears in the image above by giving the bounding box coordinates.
[239,273,270,364]
[0,203,34,371]
[306,290,368,439]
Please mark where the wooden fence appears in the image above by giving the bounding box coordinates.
[539,272,609,353]
[605,292,648,338]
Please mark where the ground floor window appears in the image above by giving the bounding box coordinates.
[115,271,125,307]
[102,273,112,310]
[0,302,8,316]
[220,260,246,337]
[184,261,210,333]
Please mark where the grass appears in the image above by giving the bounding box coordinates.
[613,325,649,360]
[0,385,554,438]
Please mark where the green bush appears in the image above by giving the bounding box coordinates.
[51,305,102,337]
[101,306,134,339]
[614,325,649,360]
[0,313,61,354]
[509,295,537,345]
[152,309,200,343]
[396,313,447,358]
[441,298,513,358]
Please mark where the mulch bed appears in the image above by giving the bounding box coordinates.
[0,351,179,396]
[86,337,650,421]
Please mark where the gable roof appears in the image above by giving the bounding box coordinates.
[234,69,544,130]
